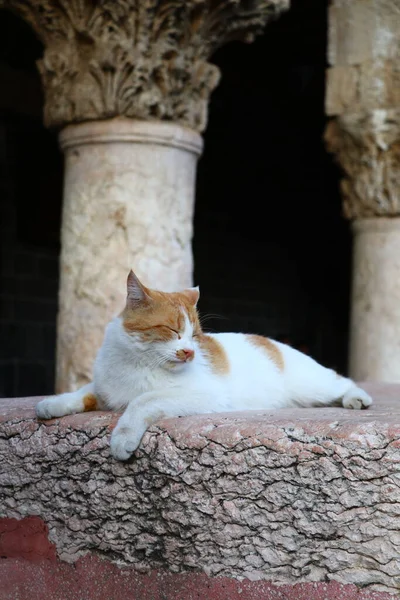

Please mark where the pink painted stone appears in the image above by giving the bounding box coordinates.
[0,516,56,561]
[0,553,396,600]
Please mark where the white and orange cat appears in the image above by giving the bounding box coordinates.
[36,270,372,461]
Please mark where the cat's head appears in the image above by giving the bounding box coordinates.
[120,270,202,369]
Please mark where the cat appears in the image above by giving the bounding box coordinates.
[36,270,373,461]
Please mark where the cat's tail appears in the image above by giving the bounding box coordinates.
[36,382,98,420]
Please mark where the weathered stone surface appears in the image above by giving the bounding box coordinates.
[325,0,400,219]
[56,118,202,392]
[326,61,400,117]
[328,0,400,68]
[1,383,400,595]
[4,0,288,132]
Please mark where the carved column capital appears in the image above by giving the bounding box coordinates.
[4,0,288,131]
[325,109,400,220]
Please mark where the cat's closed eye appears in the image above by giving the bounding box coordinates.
[166,327,181,339]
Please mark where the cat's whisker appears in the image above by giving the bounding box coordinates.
[199,313,229,324]
[146,355,169,369]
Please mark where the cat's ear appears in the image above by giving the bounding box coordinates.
[126,270,151,309]
[182,286,200,306]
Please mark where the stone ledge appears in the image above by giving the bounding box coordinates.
[0,382,399,597]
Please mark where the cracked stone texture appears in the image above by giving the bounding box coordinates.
[0,382,400,595]
[56,118,202,393]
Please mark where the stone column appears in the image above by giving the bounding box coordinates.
[325,0,400,382]
[4,0,289,391]
[57,119,202,392]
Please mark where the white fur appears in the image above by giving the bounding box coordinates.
[37,308,372,461]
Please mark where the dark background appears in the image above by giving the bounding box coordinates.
[0,0,351,397]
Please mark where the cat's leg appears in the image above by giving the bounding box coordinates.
[290,363,372,410]
[36,382,99,419]
[110,390,211,461]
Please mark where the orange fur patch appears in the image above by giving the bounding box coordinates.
[248,335,284,371]
[197,334,230,375]
[83,393,97,412]
[122,288,201,341]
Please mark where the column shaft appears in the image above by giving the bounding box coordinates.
[350,218,400,382]
[57,118,202,392]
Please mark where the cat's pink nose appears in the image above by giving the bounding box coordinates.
[183,348,194,361]
[177,348,194,362]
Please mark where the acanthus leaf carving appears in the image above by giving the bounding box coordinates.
[325,109,400,220]
[3,0,289,131]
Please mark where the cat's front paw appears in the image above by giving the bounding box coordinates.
[110,427,142,461]
[36,397,60,420]
[342,387,373,410]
